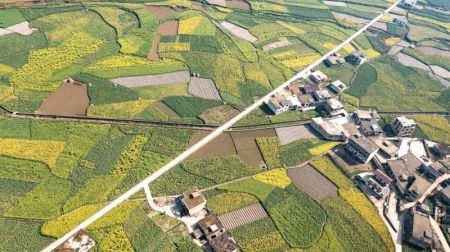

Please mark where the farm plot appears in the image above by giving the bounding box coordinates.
[110,71,190,88]
[323,1,347,7]
[416,46,450,58]
[221,21,257,42]
[187,131,236,160]
[36,80,89,116]
[396,53,430,71]
[430,65,450,78]
[158,20,179,36]
[262,40,291,52]
[198,105,240,125]
[230,129,277,167]
[275,125,318,145]
[154,101,180,117]
[226,0,250,10]
[206,0,227,7]
[0,22,34,37]
[218,203,268,230]
[287,164,338,200]
[188,77,221,100]
[144,6,179,19]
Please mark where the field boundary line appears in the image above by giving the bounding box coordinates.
[41,2,403,250]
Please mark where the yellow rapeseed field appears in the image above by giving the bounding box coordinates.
[308,142,340,156]
[0,86,17,103]
[0,138,65,168]
[255,168,291,189]
[384,37,401,46]
[277,21,305,35]
[88,99,156,119]
[178,16,202,34]
[281,54,321,69]
[158,42,190,52]
[273,50,296,59]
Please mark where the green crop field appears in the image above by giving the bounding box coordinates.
[0,0,448,251]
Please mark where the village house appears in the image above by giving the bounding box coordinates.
[209,233,238,252]
[325,53,346,67]
[286,94,302,110]
[311,117,348,141]
[329,80,348,94]
[391,116,416,137]
[347,50,367,65]
[422,161,449,180]
[403,207,434,249]
[197,215,225,240]
[266,95,290,114]
[345,133,380,164]
[394,17,408,27]
[324,98,345,116]
[385,152,430,201]
[297,94,316,111]
[302,83,321,94]
[353,109,379,125]
[181,187,207,216]
[54,230,95,252]
[440,185,450,206]
[439,206,450,225]
[360,118,383,136]
[399,0,417,10]
[312,89,332,103]
[432,142,450,161]
[369,136,399,158]
[362,169,393,199]
[310,70,329,84]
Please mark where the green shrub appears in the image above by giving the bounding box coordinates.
[0,219,54,252]
[256,137,282,169]
[4,177,72,220]
[346,63,377,98]
[207,192,259,215]
[320,197,389,252]
[0,156,50,183]
[162,96,224,117]
[73,73,139,105]
[152,155,260,196]
[280,138,326,167]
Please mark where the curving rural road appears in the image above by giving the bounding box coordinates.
[42,1,404,251]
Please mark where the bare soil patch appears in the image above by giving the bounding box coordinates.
[226,0,250,10]
[198,105,240,125]
[36,80,89,116]
[287,164,338,200]
[191,1,204,10]
[416,46,450,58]
[154,101,180,117]
[145,6,178,19]
[230,129,276,167]
[158,20,179,36]
[187,131,236,160]
[149,34,160,60]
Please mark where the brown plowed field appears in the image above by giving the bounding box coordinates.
[36,80,89,116]
[230,129,276,167]
[158,20,179,36]
[145,6,179,19]
[187,130,236,160]
[226,0,250,10]
[287,164,338,200]
[149,34,160,60]
[154,101,180,117]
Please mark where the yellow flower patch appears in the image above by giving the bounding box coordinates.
[158,42,190,52]
[363,48,381,59]
[281,54,321,69]
[273,50,296,59]
[385,37,401,46]
[88,100,156,119]
[277,21,305,35]
[343,43,354,53]
[255,168,291,189]
[308,142,340,156]
[0,139,65,168]
[178,15,202,34]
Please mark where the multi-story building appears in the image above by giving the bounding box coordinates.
[345,133,379,163]
[310,70,329,84]
[391,116,416,136]
[181,187,207,216]
[324,98,345,116]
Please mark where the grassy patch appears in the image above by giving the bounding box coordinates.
[134,83,189,100]
[207,192,259,215]
[0,219,54,252]
[280,138,326,167]
[0,9,25,27]
[162,96,223,117]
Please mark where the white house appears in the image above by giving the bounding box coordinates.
[313,89,332,103]
[181,187,206,216]
[329,80,348,93]
[266,95,290,114]
[324,98,345,116]
[310,70,329,84]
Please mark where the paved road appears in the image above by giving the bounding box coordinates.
[42,2,403,250]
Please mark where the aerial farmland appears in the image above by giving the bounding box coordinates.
[0,0,449,251]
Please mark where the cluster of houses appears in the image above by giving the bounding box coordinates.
[265,50,370,117]
[265,70,347,116]
[177,187,237,252]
